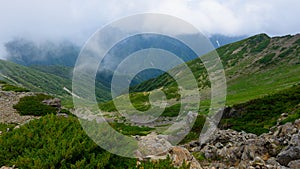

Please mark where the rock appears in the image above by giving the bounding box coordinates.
[290,132,300,146]
[276,146,300,166]
[278,122,294,137]
[215,142,224,149]
[56,113,68,118]
[42,98,61,109]
[250,156,265,166]
[168,146,202,169]
[288,159,300,169]
[295,119,300,129]
[137,132,172,158]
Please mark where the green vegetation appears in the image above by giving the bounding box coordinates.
[130,92,151,111]
[161,104,181,117]
[110,122,154,136]
[294,38,300,45]
[0,115,188,169]
[180,115,206,144]
[30,65,73,79]
[13,94,57,116]
[220,84,300,135]
[249,34,270,53]
[0,80,7,84]
[0,60,111,103]
[259,53,276,64]
[278,48,294,58]
[1,84,29,92]
[280,108,300,125]
[130,34,300,107]
[0,123,16,132]
[99,100,117,112]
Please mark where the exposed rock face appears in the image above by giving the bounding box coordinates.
[183,118,300,169]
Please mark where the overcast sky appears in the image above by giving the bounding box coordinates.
[0,0,299,58]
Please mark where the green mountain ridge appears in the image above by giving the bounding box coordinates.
[130,33,300,105]
[1,33,300,169]
[0,60,111,104]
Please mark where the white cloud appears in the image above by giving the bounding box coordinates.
[0,0,299,58]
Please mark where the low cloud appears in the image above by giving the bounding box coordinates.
[0,0,299,59]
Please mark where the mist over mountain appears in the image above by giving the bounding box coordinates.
[4,38,80,67]
[4,34,246,67]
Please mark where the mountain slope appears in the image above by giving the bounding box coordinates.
[130,33,300,105]
[0,60,111,102]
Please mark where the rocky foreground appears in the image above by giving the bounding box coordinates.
[0,86,37,124]
[1,85,299,169]
[138,118,300,169]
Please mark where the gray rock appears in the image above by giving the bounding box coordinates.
[288,159,300,169]
[277,146,300,166]
[42,98,61,109]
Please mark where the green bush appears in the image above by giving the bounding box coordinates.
[0,80,7,84]
[278,48,294,58]
[0,115,186,168]
[13,94,57,116]
[180,115,206,143]
[109,122,153,136]
[0,123,16,132]
[259,53,276,64]
[2,84,29,92]
[220,84,300,135]
[280,109,300,125]
[161,104,181,117]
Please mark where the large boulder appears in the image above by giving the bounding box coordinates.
[276,146,300,166]
[169,146,202,169]
[137,132,172,158]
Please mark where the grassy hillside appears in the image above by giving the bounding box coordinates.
[220,84,300,135]
[130,33,300,106]
[0,60,111,103]
[0,60,71,96]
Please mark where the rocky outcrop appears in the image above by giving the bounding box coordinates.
[169,146,202,169]
[183,118,300,169]
[136,132,202,169]
[137,132,172,159]
[0,87,37,124]
[136,116,300,169]
[42,98,61,110]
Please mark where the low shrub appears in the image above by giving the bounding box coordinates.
[0,115,185,168]
[13,94,57,116]
[109,122,153,136]
[2,84,29,92]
